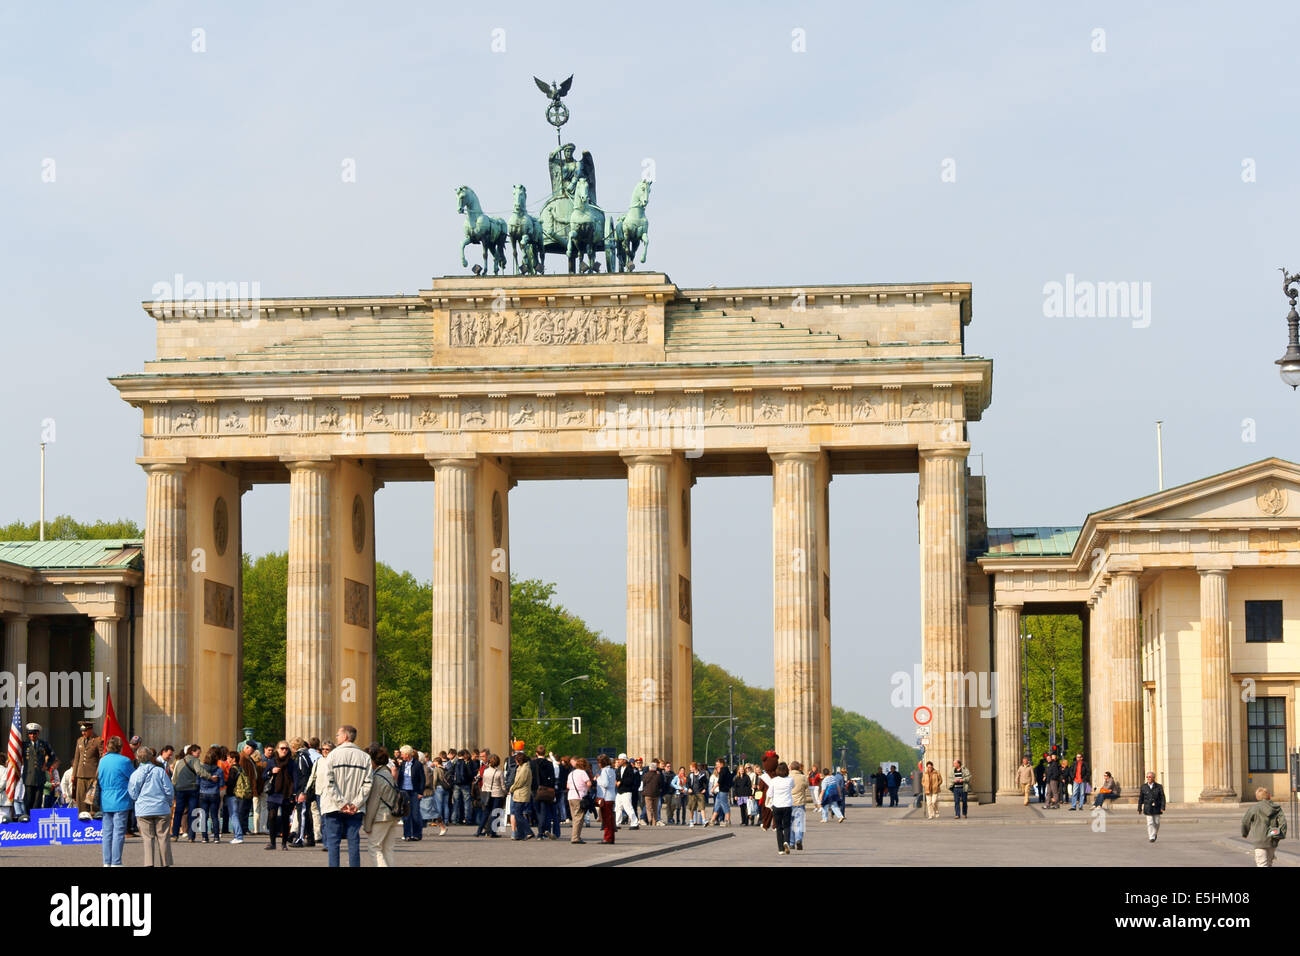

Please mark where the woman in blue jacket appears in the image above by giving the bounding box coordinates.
[96,736,134,867]
[197,747,224,843]
[127,746,175,866]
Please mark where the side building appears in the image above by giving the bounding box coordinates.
[976,458,1300,805]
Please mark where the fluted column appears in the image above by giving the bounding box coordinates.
[1110,570,1142,794]
[624,453,674,761]
[771,450,823,769]
[431,456,479,750]
[919,443,970,777]
[285,459,334,742]
[1198,567,1236,800]
[3,615,28,685]
[92,616,120,706]
[142,462,190,747]
[994,601,1023,796]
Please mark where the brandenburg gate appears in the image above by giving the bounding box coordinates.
[110,272,992,773]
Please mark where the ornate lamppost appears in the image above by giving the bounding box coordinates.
[1276,269,1300,388]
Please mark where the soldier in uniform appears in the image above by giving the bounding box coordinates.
[72,719,102,819]
[20,723,56,822]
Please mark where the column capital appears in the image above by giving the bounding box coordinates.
[137,458,192,476]
[768,446,823,463]
[426,453,479,470]
[993,600,1023,612]
[917,442,970,461]
[281,456,334,473]
[1104,555,1143,577]
[1196,556,1233,574]
[5,613,31,624]
[92,615,121,624]
[620,449,675,464]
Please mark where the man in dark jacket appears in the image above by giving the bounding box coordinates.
[615,755,640,829]
[710,758,733,826]
[19,724,55,821]
[530,746,557,839]
[1034,755,1047,803]
[1137,771,1166,843]
[396,746,426,841]
[886,765,902,807]
[1043,754,1062,808]
[641,759,663,825]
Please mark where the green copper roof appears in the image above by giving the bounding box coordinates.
[0,539,143,571]
[983,527,1081,558]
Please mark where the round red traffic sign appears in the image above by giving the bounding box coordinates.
[913,706,932,725]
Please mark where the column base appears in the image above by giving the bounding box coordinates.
[1198,787,1238,803]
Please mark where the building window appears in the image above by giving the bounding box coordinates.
[1245,601,1284,643]
[1247,697,1287,773]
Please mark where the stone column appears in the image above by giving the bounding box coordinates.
[92,616,120,708]
[771,449,824,769]
[994,601,1023,797]
[1109,569,1143,794]
[431,456,478,750]
[918,443,970,777]
[141,461,190,747]
[285,459,334,742]
[1198,566,1236,800]
[624,453,674,762]
[3,615,28,684]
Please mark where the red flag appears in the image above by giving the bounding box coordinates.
[101,684,135,762]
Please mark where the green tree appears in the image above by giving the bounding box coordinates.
[510,578,619,755]
[0,515,142,540]
[1022,614,1085,759]
[374,563,431,750]
[241,552,287,743]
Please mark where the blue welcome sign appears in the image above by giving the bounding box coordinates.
[0,808,102,846]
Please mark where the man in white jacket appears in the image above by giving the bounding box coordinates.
[319,725,373,867]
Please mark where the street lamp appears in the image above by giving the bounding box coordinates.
[1276,269,1300,388]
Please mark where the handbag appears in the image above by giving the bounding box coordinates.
[536,785,557,802]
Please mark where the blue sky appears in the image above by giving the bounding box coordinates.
[3,2,1299,740]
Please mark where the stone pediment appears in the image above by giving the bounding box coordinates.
[1094,459,1300,523]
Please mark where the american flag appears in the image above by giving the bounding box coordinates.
[5,701,21,802]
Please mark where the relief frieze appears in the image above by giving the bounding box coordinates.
[449,307,648,347]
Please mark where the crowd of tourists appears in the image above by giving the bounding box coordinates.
[7,718,1290,866]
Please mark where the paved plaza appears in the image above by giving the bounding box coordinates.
[3,798,1286,868]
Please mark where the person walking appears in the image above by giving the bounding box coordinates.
[641,758,662,827]
[395,746,426,842]
[886,765,901,807]
[529,745,557,839]
[1015,756,1035,806]
[921,761,943,819]
[127,746,174,867]
[361,744,400,867]
[788,761,809,850]
[1241,788,1288,867]
[1137,771,1165,843]
[509,752,535,840]
[96,736,133,867]
[768,762,794,855]
[614,754,640,830]
[709,758,732,827]
[732,763,752,826]
[950,759,970,819]
[320,725,373,867]
[566,756,592,844]
[820,767,845,822]
[595,753,617,844]
[263,740,298,850]
[476,753,506,837]
[1043,753,1061,809]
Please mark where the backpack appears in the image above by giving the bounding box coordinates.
[233,764,252,800]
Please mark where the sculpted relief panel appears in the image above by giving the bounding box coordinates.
[449,307,648,347]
